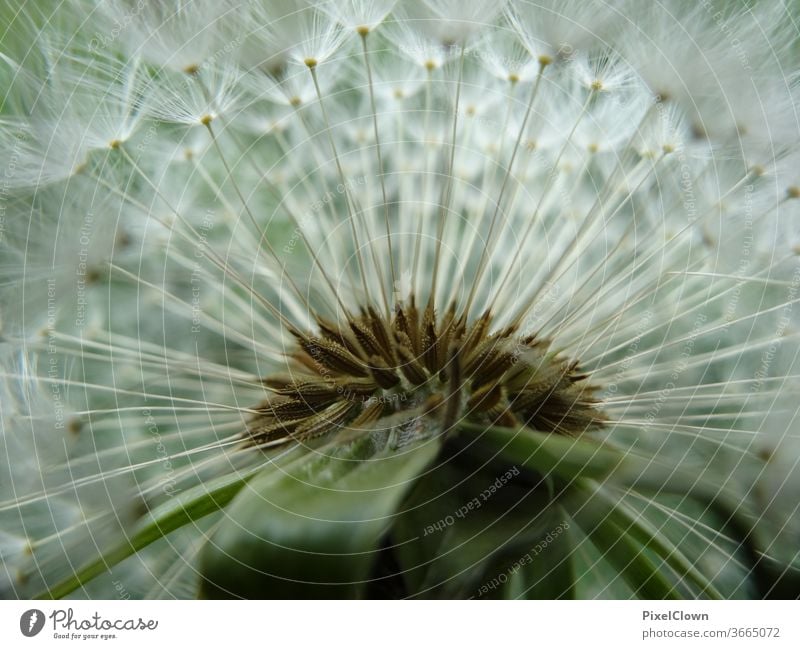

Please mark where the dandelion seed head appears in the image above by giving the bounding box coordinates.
[1,0,799,599]
[245,303,605,448]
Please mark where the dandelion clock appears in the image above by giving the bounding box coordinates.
[1,0,799,600]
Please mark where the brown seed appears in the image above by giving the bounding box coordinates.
[301,337,369,377]
[316,316,360,353]
[349,401,387,428]
[461,311,492,356]
[292,400,360,440]
[267,398,320,418]
[421,305,439,374]
[394,341,429,385]
[367,305,396,362]
[246,416,305,444]
[349,319,384,359]
[337,378,380,400]
[467,382,503,412]
[368,355,401,389]
[464,336,516,381]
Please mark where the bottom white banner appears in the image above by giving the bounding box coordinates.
[0,600,796,648]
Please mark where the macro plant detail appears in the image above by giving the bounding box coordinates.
[0,0,799,600]
[246,306,604,448]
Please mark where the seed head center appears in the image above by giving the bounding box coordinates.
[245,301,605,446]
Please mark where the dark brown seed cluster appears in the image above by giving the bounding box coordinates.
[245,300,605,446]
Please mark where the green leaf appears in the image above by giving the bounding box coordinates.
[459,422,625,481]
[568,520,636,598]
[36,464,268,600]
[571,482,723,598]
[566,484,684,599]
[623,493,760,598]
[500,512,576,599]
[390,446,560,598]
[199,430,441,598]
[459,423,745,507]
